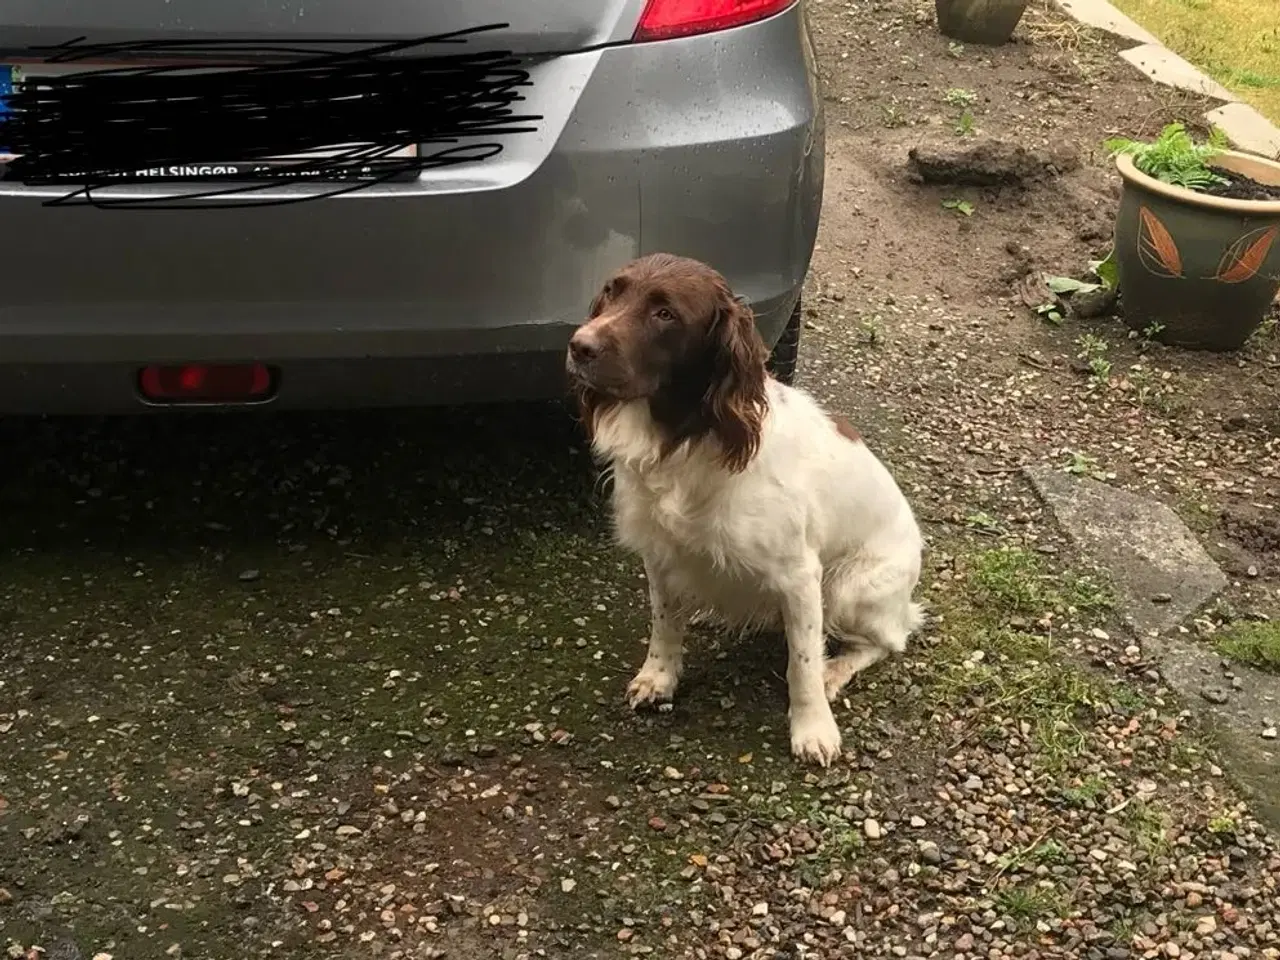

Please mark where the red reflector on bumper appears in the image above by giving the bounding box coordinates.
[138,363,275,404]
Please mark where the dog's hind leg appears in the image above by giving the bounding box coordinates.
[822,562,923,702]
[823,639,888,702]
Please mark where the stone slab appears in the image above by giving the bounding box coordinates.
[1119,44,1237,102]
[1052,0,1158,45]
[1206,102,1280,161]
[1025,466,1227,636]
[1145,635,1280,827]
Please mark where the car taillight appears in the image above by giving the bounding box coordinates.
[138,363,276,404]
[633,0,796,42]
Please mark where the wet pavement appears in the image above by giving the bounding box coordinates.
[0,406,652,957]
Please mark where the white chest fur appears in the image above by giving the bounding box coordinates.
[609,462,782,626]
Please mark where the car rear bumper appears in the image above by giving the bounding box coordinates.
[0,5,824,413]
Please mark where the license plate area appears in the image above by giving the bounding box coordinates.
[0,64,19,158]
[0,61,428,183]
[81,143,423,183]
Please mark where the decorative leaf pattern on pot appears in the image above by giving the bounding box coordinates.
[1213,225,1277,284]
[1136,206,1183,279]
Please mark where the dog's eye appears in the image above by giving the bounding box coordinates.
[654,307,675,324]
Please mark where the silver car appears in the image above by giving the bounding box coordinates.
[0,0,824,414]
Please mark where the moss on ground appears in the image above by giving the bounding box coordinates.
[1214,621,1280,673]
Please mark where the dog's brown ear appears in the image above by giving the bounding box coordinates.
[704,292,769,472]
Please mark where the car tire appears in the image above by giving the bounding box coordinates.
[767,297,802,385]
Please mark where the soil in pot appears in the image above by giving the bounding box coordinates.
[1113,152,1280,352]
[935,0,1030,45]
[1204,172,1280,203]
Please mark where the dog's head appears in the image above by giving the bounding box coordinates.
[567,254,769,471]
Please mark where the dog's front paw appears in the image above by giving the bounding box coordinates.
[789,707,842,767]
[626,665,678,709]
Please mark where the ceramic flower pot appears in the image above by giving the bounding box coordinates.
[934,0,1030,45]
[1113,151,1280,352]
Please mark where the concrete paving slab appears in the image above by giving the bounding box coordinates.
[1052,0,1158,45]
[1206,102,1280,160]
[1027,466,1280,825]
[1119,43,1237,102]
[1149,638,1280,825]
[1025,466,1226,636]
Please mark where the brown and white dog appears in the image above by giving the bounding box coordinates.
[567,254,924,766]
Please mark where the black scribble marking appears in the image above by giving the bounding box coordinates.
[0,25,550,209]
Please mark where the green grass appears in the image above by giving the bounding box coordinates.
[1108,0,1280,125]
[923,548,1126,775]
[969,547,1114,617]
[1125,800,1171,858]
[1061,775,1109,807]
[1207,814,1238,835]
[994,884,1067,924]
[1214,621,1280,672]
[934,629,1100,772]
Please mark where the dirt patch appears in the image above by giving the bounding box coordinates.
[272,758,610,955]
[1221,502,1280,562]
[810,0,1223,310]
[907,138,1081,187]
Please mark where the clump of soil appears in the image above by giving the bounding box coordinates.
[1222,502,1280,557]
[1206,171,1280,202]
[906,137,1080,187]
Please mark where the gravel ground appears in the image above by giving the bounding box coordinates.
[3,2,1280,959]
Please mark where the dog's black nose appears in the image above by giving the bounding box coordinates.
[568,330,601,364]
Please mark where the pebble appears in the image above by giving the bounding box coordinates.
[1263,727,1277,740]
[335,825,361,837]
[864,818,882,839]
[910,816,927,827]
[560,878,576,893]
[752,902,769,916]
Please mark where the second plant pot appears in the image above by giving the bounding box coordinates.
[934,0,1030,45]
[1113,150,1280,351]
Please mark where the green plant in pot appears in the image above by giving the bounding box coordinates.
[935,0,1030,45]
[1106,122,1280,351]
